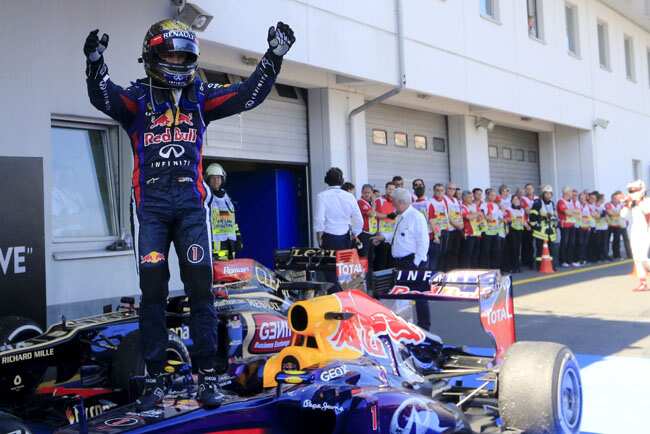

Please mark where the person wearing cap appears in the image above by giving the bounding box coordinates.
[206,163,242,261]
[529,185,559,270]
[621,180,650,291]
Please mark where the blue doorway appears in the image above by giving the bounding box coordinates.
[205,160,309,268]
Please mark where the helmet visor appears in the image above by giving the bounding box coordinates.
[151,36,199,65]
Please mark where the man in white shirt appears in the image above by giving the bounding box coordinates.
[314,167,363,250]
[372,188,430,329]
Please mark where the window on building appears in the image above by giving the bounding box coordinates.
[624,35,636,81]
[414,135,427,150]
[394,132,408,147]
[372,129,387,145]
[502,147,512,160]
[489,145,499,159]
[565,3,580,56]
[514,149,525,161]
[597,20,610,70]
[480,0,499,22]
[527,0,543,40]
[433,137,446,153]
[51,123,118,239]
[275,83,298,99]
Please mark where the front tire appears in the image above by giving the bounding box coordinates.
[111,330,191,392]
[0,316,43,346]
[498,341,582,434]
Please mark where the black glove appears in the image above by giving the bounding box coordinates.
[267,21,295,57]
[234,237,243,253]
[84,29,109,63]
[387,212,398,220]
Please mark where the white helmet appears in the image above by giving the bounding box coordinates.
[205,163,226,183]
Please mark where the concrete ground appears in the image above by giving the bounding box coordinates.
[423,259,650,434]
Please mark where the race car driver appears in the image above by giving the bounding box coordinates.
[205,163,242,260]
[84,19,295,408]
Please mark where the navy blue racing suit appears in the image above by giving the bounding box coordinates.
[87,51,282,373]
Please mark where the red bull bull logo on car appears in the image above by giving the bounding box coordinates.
[140,251,166,264]
[328,291,424,358]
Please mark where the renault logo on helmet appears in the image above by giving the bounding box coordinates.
[159,144,185,159]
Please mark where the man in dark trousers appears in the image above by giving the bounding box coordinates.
[314,168,363,288]
[372,188,429,330]
[84,19,294,407]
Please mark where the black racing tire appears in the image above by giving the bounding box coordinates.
[0,411,32,434]
[0,316,43,346]
[498,341,582,434]
[111,330,191,392]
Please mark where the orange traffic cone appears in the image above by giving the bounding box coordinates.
[539,241,554,273]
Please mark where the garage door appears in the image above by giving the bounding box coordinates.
[488,126,540,190]
[366,104,449,190]
[203,77,308,164]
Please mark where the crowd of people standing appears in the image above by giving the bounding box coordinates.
[315,168,633,277]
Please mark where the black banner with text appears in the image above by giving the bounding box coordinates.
[0,157,46,327]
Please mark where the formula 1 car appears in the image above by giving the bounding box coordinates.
[0,250,357,432]
[55,267,582,434]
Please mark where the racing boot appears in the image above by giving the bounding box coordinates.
[198,369,225,408]
[137,374,167,408]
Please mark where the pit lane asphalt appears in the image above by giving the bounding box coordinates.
[423,259,650,434]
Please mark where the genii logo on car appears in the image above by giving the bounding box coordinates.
[249,313,291,354]
[320,364,348,382]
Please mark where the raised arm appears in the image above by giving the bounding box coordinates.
[202,22,295,123]
[84,30,138,128]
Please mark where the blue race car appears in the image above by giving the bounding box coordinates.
[55,267,582,434]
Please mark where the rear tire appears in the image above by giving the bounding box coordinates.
[0,316,43,346]
[111,330,190,392]
[498,341,582,434]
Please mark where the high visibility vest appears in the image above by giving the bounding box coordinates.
[462,203,483,236]
[580,204,594,229]
[210,192,238,254]
[606,202,624,227]
[358,199,378,233]
[481,202,503,236]
[530,200,558,242]
[375,196,395,235]
[509,208,526,231]
[444,196,463,228]
[428,197,449,236]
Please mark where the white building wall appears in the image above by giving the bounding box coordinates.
[196,0,650,195]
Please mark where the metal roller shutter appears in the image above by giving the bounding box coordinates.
[366,104,449,190]
[488,126,540,190]
[204,85,308,164]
